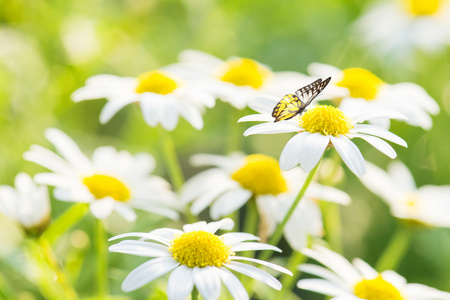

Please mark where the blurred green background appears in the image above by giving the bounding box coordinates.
[1,0,450,299]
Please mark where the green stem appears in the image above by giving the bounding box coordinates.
[43,203,88,244]
[157,127,198,223]
[191,287,199,300]
[38,237,79,300]
[375,223,412,272]
[280,250,307,297]
[158,126,184,191]
[320,150,344,253]
[242,198,258,258]
[95,219,108,299]
[243,197,258,235]
[259,159,322,262]
[322,202,343,253]
[26,240,66,300]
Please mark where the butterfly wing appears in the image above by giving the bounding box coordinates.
[272,77,331,122]
[272,94,304,122]
[294,77,331,108]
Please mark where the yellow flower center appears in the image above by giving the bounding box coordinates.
[135,70,179,94]
[82,174,131,202]
[219,58,271,89]
[405,0,440,16]
[231,154,288,195]
[300,105,353,136]
[169,230,234,268]
[337,68,384,100]
[354,275,403,300]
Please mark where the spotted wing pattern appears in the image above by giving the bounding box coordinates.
[272,77,331,122]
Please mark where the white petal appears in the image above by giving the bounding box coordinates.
[231,243,281,253]
[404,283,450,300]
[178,101,204,130]
[210,188,252,220]
[352,258,378,279]
[89,198,115,219]
[255,195,279,238]
[122,257,179,292]
[203,218,234,233]
[217,268,249,300]
[114,202,137,222]
[189,153,244,170]
[109,240,171,257]
[167,265,195,300]
[330,296,362,300]
[0,186,18,219]
[280,132,311,170]
[307,63,343,78]
[248,96,279,114]
[161,99,180,131]
[24,145,75,176]
[193,266,221,300]
[221,232,260,245]
[306,184,351,205]
[348,133,397,159]
[230,256,291,275]
[99,96,137,124]
[33,173,70,187]
[133,204,180,221]
[352,124,407,147]
[71,86,107,102]
[238,113,274,123]
[283,219,309,252]
[297,279,349,296]
[178,49,224,68]
[189,180,237,216]
[109,232,153,241]
[330,136,366,177]
[358,161,404,206]
[140,94,164,127]
[299,264,349,288]
[243,122,299,136]
[303,246,361,285]
[146,228,183,245]
[380,271,407,290]
[44,128,92,171]
[350,110,408,124]
[225,261,282,290]
[183,221,207,232]
[299,133,330,172]
[387,161,417,191]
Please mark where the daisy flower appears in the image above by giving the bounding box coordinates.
[109,218,292,299]
[353,0,450,56]
[0,173,50,236]
[239,97,407,177]
[181,152,350,250]
[23,128,179,222]
[297,245,450,300]
[308,63,440,130]
[71,68,215,131]
[172,49,311,109]
[359,161,450,227]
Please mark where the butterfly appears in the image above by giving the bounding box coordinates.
[272,77,331,122]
